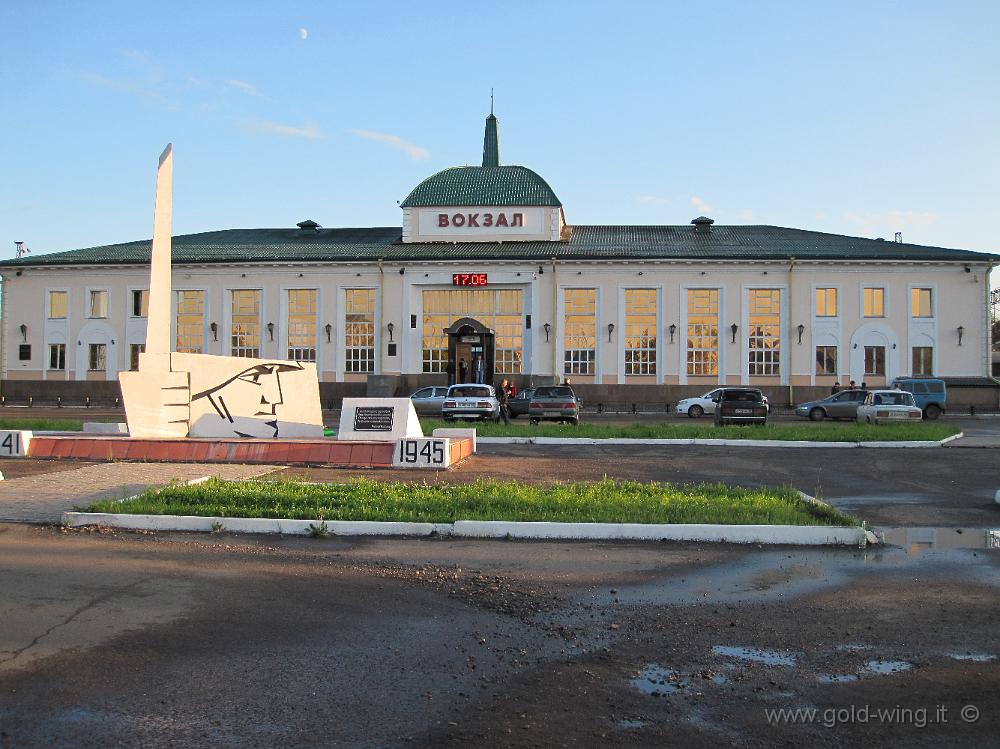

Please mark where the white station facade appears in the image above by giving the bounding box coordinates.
[2,113,998,407]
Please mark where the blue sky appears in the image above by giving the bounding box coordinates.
[3,1,999,268]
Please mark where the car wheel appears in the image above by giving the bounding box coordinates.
[924,404,941,420]
[688,405,704,419]
[809,408,825,422]
[530,418,540,426]
[569,418,579,426]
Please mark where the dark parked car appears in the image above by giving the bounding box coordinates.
[528,386,581,425]
[507,388,535,419]
[714,388,768,426]
[794,389,868,421]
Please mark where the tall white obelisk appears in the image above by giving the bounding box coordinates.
[145,143,173,357]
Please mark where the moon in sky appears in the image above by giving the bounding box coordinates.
[299,28,308,40]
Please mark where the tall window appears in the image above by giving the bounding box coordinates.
[129,343,145,371]
[48,343,66,370]
[287,289,318,362]
[864,345,886,376]
[911,288,933,318]
[88,343,106,371]
[815,346,837,375]
[421,289,523,374]
[748,289,781,376]
[912,346,933,375]
[345,289,376,373]
[131,289,149,317]
[687,289,719,376]
[89,290,108,318]
[176,290,205,353]
[863,287,885,317]
[815,288,837,317]
[564,289,596,375]
[624,289,657,375]
[48,291,67,319]
[231,289,261,358]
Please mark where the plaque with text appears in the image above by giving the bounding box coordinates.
[353,406,395,432]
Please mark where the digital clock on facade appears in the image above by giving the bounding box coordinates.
[452,273,488,286]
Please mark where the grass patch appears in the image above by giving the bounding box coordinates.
[420,418,959,442]
[0,418,84,431]
[87,477,861,527]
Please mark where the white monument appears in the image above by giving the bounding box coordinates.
[119,145,324,439]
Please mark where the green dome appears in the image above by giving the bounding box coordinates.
[400,165,562,208]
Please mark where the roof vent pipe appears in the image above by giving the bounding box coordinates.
[296,219,320,233]
[691,216,714,233]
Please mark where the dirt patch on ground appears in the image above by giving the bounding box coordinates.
[0,458,97,480]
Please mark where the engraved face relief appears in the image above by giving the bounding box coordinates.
[191,361,305,438]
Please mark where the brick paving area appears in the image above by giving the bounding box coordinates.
[0,463,281,524]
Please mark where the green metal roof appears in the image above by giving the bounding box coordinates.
[400,165,562,208]
[2,225,995,267]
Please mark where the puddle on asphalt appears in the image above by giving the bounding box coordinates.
[816,673,860,684]
[712,645,798,667]
[632,665,688,695]
[862,659,913,675]
[879,527,1000,554]
[835,643,873,652]
[617,718,649,729]
[948,652,996,662]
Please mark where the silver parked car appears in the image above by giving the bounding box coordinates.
[795,389,868,421]
[409,386,450,415]
[856,390,923,424]
[442,384,500,422]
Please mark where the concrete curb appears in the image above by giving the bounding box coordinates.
[477,433,962,448]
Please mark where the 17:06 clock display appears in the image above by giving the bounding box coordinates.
[452,273,488,286]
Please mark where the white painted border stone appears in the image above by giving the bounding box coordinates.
[432,427,477,453]
[477,433,962,449]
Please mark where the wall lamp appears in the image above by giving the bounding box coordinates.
[387,322,395,342]
[668,323,676,344]
[325,323,332,343]
[957,325,965,346]
[19,324,27,342]
[266,322,275,341]
[607,322,615,342]
[797,323,805,345]
[210,322,218,341]
[730,323,738,344]
[543,322,551,342]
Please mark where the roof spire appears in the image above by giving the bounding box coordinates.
[482,98,499,168]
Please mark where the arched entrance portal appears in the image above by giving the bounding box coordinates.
[444,317,495,385]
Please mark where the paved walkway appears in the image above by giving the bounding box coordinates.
[0,463,280,524]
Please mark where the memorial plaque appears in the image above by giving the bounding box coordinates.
[354,406,395,432]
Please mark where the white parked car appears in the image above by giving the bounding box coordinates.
[856,390,923,424]
[676,388,769,418]
[442,384,500,422]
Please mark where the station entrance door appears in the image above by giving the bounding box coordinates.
[444,317,495,385]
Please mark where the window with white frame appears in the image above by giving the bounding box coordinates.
[48,291,67,319]
[563,289,596,375]
[231,289,261,358]
[815,288,837,317]
[287,289,318,362]
[48,343,66,370]
[911,288,933,318]
[815,345,837,376]
[88,343,106,371]
[624,289,657,376]
[686,289,719,376]
[89,290,108,319]
[863,287,885,317]
[748,289,781,376]
[864,345,886,376]
[176,290,205,353]
[131,289,149,317]
[345,289,376,373]
[912,346,933,376]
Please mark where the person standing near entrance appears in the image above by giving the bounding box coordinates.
[458,358,468,383]
[445,359,455,386]
[473,354,484,384]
